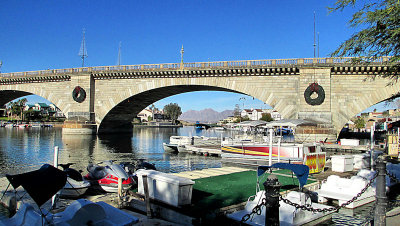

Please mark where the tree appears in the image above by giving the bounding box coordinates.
[330,0,400,82]
[233,104,241,117]
[260,113,274,122]
[163,103,182,124]
[6,98,27,120]
[354,117,366,129]
[234,115,250,123]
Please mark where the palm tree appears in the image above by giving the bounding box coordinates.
[6,98,27,121]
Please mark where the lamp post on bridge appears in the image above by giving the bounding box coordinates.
[180,45,184,70]
[239,97,246,123]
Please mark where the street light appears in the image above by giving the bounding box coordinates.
[239,97,246,122]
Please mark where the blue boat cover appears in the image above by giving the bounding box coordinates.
[257,163,309,188]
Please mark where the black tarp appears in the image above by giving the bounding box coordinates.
[6,164,67,207]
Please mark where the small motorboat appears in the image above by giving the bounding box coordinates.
[85,160,134,193]
[58,163,91,198]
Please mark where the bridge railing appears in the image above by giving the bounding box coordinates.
[0,56,392,79]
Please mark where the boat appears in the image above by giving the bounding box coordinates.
[213,127,225,131]
[58,163,91,198]
[221,141,326,173]
[0,199,139,226]
[227,163,334,225]
[85,160,134,193]
[315,172,376,209]
[163,135,193,153]
[0,164,138,225]
[4,123,14,128]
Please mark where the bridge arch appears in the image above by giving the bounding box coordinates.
[0,85,70,118]
[97,84,278,133]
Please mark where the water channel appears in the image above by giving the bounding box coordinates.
[0,126,238,177]
[0,126,388,224]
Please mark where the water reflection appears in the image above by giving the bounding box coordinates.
[0,126,234,176]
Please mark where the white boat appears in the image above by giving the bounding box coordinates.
[222,141,326,174]
[213,127,225,131]
[163,136,220,153]
[0,199,139,226]
[163,136,193,153]
[227,164,334,225]
[58,176,91,198]
[228,190,333,226]
[315,170,376,209]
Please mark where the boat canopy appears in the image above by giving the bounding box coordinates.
[257,163,309,188]
[262,119,317,128]
[237,120,268,127]
[6,164,67,207]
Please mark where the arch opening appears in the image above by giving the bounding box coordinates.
[97,85,274,134]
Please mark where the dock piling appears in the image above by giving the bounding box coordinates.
[374,158,387,226]
[263,174,281,226]
[142,175,152,218]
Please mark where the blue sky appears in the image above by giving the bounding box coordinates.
[0,1,396,113]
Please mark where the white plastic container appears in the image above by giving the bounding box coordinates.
[353,154,370,169]
[331,155,354,172]
[340,139,360,146]
[136,169,195,207]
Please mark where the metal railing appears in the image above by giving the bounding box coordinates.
[0,56,391,79]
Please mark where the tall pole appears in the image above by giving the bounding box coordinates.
[239,97,245,123]
[79,29,88,67]
[313,11,316,59]
[317,32,320,58]
[180,45,184,70]
[118,41,122,66]
[0,61,2,74]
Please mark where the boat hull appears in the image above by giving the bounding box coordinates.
[221,143,326,173]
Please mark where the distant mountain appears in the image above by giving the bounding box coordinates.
[179,108,234,123]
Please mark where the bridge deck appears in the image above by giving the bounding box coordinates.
[0,56,391,79]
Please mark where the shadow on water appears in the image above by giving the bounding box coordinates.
[98,133,133,153]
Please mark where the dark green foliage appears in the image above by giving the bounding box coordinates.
[260,113,274,122]
[163,103,182,124]
[330,0,400,81]
[354,117,366,129]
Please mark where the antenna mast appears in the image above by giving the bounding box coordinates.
[79,29,88,67]
[0,61,2,74]
[118,41,121,66]
[313,11,316,58]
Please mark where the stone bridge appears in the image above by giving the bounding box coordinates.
[0,57,397,141]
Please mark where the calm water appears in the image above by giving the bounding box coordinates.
[0,126,239,176]
[0,126,389,224]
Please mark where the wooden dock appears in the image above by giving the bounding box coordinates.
[321,143,370,153]
[184,144,222,157]
[170,166,249,179]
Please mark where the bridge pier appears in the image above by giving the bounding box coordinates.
[62,121,97,135]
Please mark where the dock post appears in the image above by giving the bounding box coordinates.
[52,146,59,208]
[118,177,123,208]
[142,175,152,218]
[263,174,281,226]
[374,157,387,226]
[371,125,375,169]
